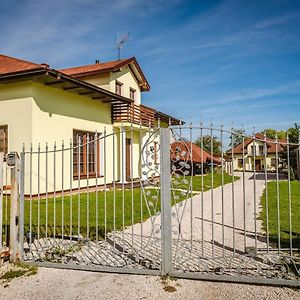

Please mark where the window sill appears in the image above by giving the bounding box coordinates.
[73,175,104,180]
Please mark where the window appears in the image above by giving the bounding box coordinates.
[259,145,264,155]
[154,142,158,164]
[115,81,123,96]
[238,159,243,167]
[271,158,277,167]
[0,125,8,155]
[73,130,101,178]
[130,88,136,101]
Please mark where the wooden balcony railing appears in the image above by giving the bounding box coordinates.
[112,102,156,127]
[248,149,266,156]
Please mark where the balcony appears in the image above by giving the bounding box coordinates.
[112,101,156,127]
[248,150,266,156]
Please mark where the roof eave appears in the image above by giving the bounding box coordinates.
[0,68,133,104]
[61,57,151,92]
[155,109,183,125]
[0,67,47,79]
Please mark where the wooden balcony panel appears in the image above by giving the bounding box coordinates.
[112,102,155,127]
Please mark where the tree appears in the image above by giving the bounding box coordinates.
[194,135,222,155]
[228,128,245,149]
[279,123,300,180]
[286,123,300,143]
[262,128,286,139]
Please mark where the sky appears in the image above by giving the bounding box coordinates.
[1,0,300,134]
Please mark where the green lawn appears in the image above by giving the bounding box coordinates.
[260,180,300,248]
[185,173,239,191]
[2,173,239,241]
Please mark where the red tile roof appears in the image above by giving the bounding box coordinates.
[0,53,181,122]
[60,57,150,91]
[0,54,44,75]
[60,57,133,76]
[171,141,221,164]
[231,133,287,154]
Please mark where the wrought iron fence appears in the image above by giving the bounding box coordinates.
[168,125,300,285]
[3,124,300,286]
[18,126,163,273]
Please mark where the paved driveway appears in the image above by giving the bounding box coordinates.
[129,172,268,255]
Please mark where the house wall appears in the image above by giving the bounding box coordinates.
[0,79,163,196]
[0,54,177,195]
[0,82,33,151]
[27,82,117,195]
[116,126,158,182]
[0,82,34,189]
[232,139,279,171]
[110,66,141,104]
[81,74,111,92]
[82,66,142,104]
[232,154,276,171]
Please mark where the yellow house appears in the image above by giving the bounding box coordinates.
[229,133,286,172]
[0,54,181,195]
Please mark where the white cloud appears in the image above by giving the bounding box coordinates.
[253,13,300,29]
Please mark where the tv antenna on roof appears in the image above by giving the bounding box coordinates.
[115,32,129,60]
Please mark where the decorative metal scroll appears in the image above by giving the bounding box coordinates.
[169,129,194,264]
[139,128,162,270]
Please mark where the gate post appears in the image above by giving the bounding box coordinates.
[0,152,3,249]
[160,128,172,274]
[19,150,25,260]
[8,152,20,262]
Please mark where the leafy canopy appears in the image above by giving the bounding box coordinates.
[194,135,222,155]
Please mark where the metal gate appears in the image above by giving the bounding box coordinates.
[11,125,300,286]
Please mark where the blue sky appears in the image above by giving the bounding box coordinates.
[1,0,300,133]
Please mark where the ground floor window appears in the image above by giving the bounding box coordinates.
[0,125,8,156]
[73,129,102,179]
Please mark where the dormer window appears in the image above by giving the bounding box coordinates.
[130,88,136,101]
[115,81,123,96]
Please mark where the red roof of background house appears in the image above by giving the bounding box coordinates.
[231,133,287,154]
[171,141,221,165]
[0,54,44,75]
[60,56,150,91]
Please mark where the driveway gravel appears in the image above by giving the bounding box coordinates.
[1,267,300,300]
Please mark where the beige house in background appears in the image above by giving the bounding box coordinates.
[0,54,181,195]
[229,133,286,172]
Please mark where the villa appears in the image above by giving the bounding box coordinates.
[0,54,180,195]
[229,133,286,172]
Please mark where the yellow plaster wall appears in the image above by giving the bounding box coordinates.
[0,82,34,189]
[81,74,111,91]
[0,82,34,152]
[0,81,160,196]
[233,154,275,171]
[110,66,141,104]
[28,82,117,195]
[79,66,142,104]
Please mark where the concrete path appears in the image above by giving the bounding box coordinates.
[129,172,267,254]
[116,172,279,275]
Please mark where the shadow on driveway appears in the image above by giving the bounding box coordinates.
[248,172,287,180]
